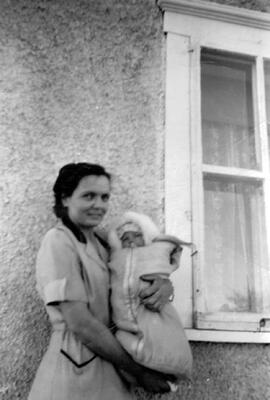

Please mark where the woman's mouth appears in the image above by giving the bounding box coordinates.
[86,213,103,218]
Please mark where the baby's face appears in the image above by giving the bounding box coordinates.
[121,231,145,248]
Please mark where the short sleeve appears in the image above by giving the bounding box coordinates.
[36,228,88,305]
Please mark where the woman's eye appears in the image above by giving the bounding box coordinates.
[84,193,94,200]
[101,194,110,202]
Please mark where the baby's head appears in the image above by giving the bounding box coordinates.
[108,211,160,251]
[116,221,145,248]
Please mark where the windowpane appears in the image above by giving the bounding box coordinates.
[264,60,270,163]
[203,177,268,313]
[201,49,259,169]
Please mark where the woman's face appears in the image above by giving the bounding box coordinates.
[62,175,111,230]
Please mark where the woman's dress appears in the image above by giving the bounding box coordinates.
[28,222,133,400]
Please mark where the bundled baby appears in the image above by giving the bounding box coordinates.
[107,211,193,389]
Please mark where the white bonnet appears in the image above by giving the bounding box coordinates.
[108,211,160,250]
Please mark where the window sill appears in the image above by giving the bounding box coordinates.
[186,328,270,343]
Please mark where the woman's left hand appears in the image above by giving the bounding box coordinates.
[139,276,174,312]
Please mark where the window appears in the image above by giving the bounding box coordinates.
[158,0,270,342]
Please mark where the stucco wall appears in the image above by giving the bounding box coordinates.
[1,0,270,399]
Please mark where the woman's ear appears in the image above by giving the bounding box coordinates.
[62,196,69,207]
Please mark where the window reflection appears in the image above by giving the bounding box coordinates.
[201,49,259,169]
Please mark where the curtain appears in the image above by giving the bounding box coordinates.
[203,177,267,313]
[200,50,269,314]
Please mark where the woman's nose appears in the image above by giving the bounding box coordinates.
[94,196,106,208]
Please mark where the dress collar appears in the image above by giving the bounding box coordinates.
[61,215,110,253]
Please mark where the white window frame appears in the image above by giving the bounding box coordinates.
[158,0,270,342]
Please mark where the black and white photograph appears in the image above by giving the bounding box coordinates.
[1,1,270,399]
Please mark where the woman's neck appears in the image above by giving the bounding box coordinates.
[80,227,95,242]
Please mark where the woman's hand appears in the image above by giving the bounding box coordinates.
[139,276,174,312]
[118,366,175,394]
[133,366,175,394]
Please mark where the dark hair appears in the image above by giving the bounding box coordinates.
[53,162,111,218]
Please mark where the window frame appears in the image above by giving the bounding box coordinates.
[158,0,270,342]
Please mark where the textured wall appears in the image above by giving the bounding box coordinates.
[0,0,270,399]
[0,1,165,399]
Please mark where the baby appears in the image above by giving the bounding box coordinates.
[108,211,193,388]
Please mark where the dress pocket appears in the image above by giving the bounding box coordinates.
[61,330,97,373]
[60,349,97,369]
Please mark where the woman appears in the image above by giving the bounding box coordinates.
[28,162,175,400]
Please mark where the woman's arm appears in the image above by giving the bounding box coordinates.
[59,301,172,393]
